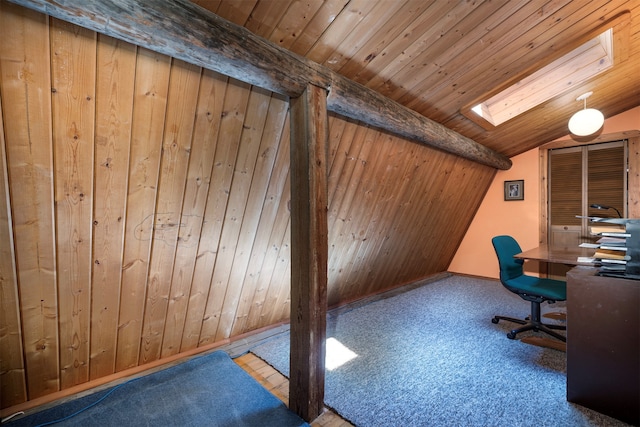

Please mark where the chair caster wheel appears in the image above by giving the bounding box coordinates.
[491,318,499,324]
[507,332,517,339]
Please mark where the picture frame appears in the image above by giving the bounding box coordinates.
[504,179,524,201]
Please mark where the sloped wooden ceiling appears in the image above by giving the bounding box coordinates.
[202,0,640,157]
[1,0,639,411]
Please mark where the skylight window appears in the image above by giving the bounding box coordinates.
[470,28,614,127]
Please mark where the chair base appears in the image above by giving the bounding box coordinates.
[491,315,566,342]
[492,300,566,342]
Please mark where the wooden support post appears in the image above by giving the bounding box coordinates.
[289,84,328,422]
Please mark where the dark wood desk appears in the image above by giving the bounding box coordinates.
[514,244,594,265]
[566,267,639,425]
[514,246,640,424]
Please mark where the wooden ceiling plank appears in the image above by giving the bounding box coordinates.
[322,0,407,72]
[211,0,258,26]
[443,4,637,156]
[427,2,630,126]
[416,1,616,121]
[335,0,437,78]
[304,0,377,64]
[270,0,324,50]
[349,0,458,85]
[288,0,351,56]
[243,0,293,38]
[9,0,511,170]
[363,0,489,98]
[388,0,528,106]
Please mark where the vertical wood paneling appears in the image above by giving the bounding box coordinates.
[352,141,421,295]
[115,49,170,372]
[196,80,251,346]
[178,70,229,352]
[242,122,291,332]
[267,220,292,325]
[212,87,275,342]
[0,2,59,401]
[328,128,389,288]
[203,87,272,342]
[333,132,400,292]
[326,126,376,288]
[160,69,225,358]
[218,93,288,340]
[50,17,97,389]
[90,35,136,380]
[139,59,201,364]
[0,95,27,407]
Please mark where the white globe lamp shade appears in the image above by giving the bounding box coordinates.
[568,100,604,137]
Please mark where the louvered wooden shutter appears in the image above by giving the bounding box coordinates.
[587,144,625,218]
[549,148,582,226]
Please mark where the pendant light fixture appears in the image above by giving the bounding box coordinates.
[568,91,604,136]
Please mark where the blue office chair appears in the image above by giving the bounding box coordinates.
[491,235,566,342]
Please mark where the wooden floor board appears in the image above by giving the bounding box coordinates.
[234,353,353,427]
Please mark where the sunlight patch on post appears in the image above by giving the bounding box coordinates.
[325,337,357,371]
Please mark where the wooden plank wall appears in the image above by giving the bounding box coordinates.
[0,1,495,408]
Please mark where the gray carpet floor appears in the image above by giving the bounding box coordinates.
[251,275,633,427]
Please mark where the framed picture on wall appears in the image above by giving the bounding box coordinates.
[504,180,524,201]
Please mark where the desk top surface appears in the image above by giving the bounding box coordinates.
[515,244,594,266]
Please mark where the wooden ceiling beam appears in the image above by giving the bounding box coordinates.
[9,0,512,170]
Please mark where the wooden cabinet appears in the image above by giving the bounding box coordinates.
[566,266,639,425]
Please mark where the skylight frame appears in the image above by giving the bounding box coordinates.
[465,28,614,128]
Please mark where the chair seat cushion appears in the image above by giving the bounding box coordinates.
[504,274,566,301]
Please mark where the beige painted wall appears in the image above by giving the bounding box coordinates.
[449,106,640,279]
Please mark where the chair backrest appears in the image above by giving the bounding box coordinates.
[491,235,524,282]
